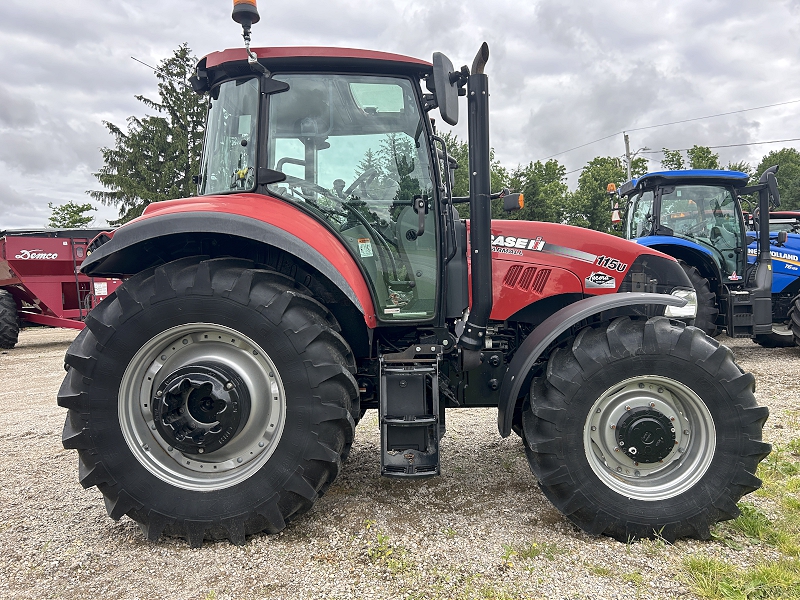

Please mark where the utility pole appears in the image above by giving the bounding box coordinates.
[624,132,632,181]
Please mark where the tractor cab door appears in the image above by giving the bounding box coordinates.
[265,73,440,322]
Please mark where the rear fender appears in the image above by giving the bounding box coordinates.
[497,292,686,438]
[82,210,377,329]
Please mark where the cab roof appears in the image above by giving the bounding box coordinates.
[201,46,432,77]
[620,169,750,196]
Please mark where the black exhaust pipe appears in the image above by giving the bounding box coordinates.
[460,43,492,367]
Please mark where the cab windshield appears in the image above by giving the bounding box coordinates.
[660,184,743,278]
[266,73,438,321]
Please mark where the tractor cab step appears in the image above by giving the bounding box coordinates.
[379,345,443,478]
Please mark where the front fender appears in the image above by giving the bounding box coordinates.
[497,292,686,437]
[83,205,377,328]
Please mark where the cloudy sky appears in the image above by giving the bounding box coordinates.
[1,0,798,228]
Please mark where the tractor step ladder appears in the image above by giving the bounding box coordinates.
[379,344,443,478]
[727,290,755,337]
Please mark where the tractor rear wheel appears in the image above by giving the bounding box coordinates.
[58,257,357,547]
[0,290,19,349]
[522,316,770,542]
[753,324,798,348]
[678,261,718,336]
[790,292,800,345]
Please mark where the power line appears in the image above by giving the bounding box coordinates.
[537,98,800,161]
[640,137,800,154]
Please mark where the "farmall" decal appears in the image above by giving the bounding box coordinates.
[14,249,59,260]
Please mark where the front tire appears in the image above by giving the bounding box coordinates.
[58,257,357,547]
[522,316,770,542]
[0,290,19,349]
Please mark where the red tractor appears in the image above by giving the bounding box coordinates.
[58,1,769,547]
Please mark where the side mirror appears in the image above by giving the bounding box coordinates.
[432,52,459,126]
[776,230,788,246]
[759,165,781,208]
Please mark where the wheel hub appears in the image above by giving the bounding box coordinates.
[615,407,675,463]
[153,362,251,454]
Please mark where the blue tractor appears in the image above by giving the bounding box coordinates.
[619,167,800,347]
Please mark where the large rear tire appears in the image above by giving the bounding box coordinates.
[788,292,800,346]
[522,316,770,542]
[753,324,798,348]
[678,261,718,336]
[0,290,19,349]
[58,257,357,547]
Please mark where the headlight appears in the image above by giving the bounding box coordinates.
[664,288,697,319]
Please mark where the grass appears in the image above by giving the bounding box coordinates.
[681,437,800,598]
[501,540,564,567]
[365,525,412,574]
[683,555,800,599]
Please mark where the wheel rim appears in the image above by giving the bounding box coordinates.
[119,323,286,491]
[583,375,716,501]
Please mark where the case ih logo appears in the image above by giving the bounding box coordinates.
[585,272,616,289]
[14,249,59,260]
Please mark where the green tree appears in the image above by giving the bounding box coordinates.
[47,201,96,228]
[687,145,720,169]
[661,148,685,170]
[726,160,752,178]
[754,148,800,210]
[501,159,568,223]
[438,133,507,219]
[568,156,647,234]
[90,44,207,225]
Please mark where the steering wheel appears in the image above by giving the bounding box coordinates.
[280,174,342,203]
[685,218,714,236]
[344,168,379,197]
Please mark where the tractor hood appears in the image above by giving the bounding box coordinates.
[472,220,693,321]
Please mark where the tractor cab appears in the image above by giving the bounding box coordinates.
[620,167,788,343]
[196,60,441,321]
[623,170,750,284]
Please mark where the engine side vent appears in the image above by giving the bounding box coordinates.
[531,269,551,293]
[518,267,537,290]
[503,265,523,287]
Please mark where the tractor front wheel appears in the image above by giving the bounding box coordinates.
[522,316,770,542]
[0,290,19,349]
[58,257,357,547]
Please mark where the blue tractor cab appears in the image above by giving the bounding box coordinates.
[619,167,799,347]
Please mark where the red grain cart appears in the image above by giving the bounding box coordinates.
[0,229,121,348]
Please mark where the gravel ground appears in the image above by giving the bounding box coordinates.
[0,327,797,600]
